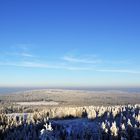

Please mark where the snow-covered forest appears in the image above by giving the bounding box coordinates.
[0,104,140,140]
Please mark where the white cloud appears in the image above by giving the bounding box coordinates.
[62,55,128,65]
[1,48,140,74]
[62,56,102,64]
[6,52,34,57]
[19,52,34,57]
[0,61,92,71]
[4,44,35,58]
[97,69,140,74]
[0,61,140,74]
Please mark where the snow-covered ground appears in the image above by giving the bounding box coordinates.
[16,101,59,106]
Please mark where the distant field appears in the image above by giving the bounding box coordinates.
[16,101,59,106]
[0,89,140,107]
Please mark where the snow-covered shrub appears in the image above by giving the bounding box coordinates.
[136,114,140,123]
[98,106,106,117]
[87,106,96,119]
[127,119,132,127]
[110,121,118,136]
[120,123,126,131]
[101,122,106,130]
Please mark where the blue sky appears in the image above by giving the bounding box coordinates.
[0,0,140,87]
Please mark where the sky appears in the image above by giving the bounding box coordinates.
[0,0,140,87]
